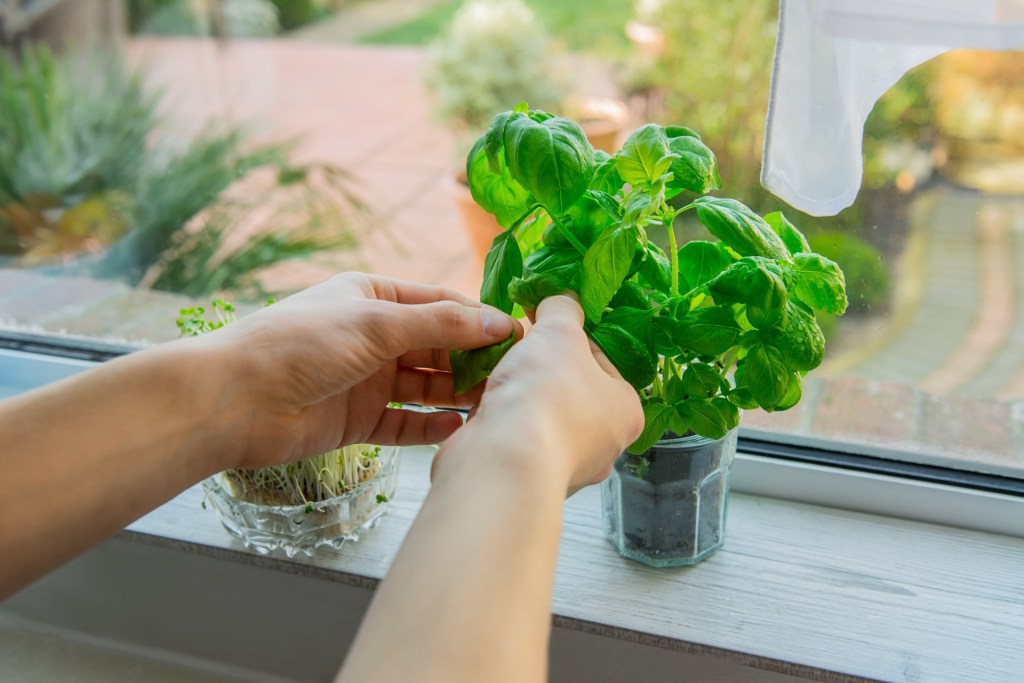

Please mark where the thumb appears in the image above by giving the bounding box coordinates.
[381,301,519,356]
[533,293,585,328]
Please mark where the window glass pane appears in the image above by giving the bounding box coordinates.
[0,1,1020,478]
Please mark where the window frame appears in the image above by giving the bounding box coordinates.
[2,330,1022,539]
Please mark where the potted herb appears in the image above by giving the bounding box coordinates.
[177,300,400,558]
[451,104,847,566]
[424,0,630,260]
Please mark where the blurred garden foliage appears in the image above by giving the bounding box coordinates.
[424,0,563,137]
[129,0,332,37]
[0,46,366,297]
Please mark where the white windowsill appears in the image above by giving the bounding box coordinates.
[3,348,1024,681]
[107,447,1022,682]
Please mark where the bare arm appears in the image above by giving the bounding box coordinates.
[0,339,237,598]
[337,296,644,683]
[0,273,520,600]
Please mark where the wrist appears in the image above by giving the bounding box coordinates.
[146,335,251,475]
[435,417,574,500]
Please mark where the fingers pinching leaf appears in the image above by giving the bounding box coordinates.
[449,332,516,395]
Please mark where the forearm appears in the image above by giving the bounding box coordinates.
[338,424,570,683]
[0,338,237,598]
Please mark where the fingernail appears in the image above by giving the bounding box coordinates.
[480,305,514,337]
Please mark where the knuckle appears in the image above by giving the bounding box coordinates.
[431,300,469,329]
[358,306,405,352]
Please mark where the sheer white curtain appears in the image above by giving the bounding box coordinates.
[762,0,1024,216]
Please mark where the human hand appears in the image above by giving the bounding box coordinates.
[199,273,523,469]
[436,295,644,496]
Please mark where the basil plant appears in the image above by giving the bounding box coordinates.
[451,103,848,455]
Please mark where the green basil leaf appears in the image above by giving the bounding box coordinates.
[787,253,849,315]
[480,230,523,314]
[466,137,533,228]
[763,211,810,256]
[588,189,621,219]
[673,306,741,356]
[744,341,790,410]
[669,402,693,436]
[713,396,741,431]
[503,115,595,215]
[727,387,759,410]
[694,197,791,261]
[663,373,687,403]
[627,400,674,455]
[508,262,581,311]
[590,322,658,392]
[683,397,729,440]
[761,301,825,371]
[560,191,616,249]
[708,256,780,306]
[484,111,513,174]
[524,244,580,272]
[603,306,655,349]
[678,240,734,292]
[609,279,651,310]
[775,371,802,411]
[615,124,675,187]
[638,242,672,294]
[580,225,638,323]
[746,263,788,329]
[621,187,661,226]
[449,332,516,395]
[666,132,720,196]
[590,150,624,195]
[682,362,724,398]
[650,315,679,356]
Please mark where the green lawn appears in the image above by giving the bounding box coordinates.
[358,0,633,52]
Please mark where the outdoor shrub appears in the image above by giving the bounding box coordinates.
[424,0,563,138]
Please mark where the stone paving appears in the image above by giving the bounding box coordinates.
[821,188,1024,402]
[0,37,1020,470]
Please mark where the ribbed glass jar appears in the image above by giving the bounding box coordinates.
[601,430,738,567]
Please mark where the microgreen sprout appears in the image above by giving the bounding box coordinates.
[178,303,385,506]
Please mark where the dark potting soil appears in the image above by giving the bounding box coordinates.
[606,435,734,563]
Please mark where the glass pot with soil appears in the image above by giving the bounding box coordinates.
[601,430,737,567]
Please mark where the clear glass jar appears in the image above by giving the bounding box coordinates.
[601,430,738,567]
[201,446,400,558]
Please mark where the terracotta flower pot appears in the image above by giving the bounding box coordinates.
[568,97,632,154]
[452,171,503,262]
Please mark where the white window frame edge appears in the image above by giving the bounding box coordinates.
[732,453,1024,539]
[4,347,1022,540]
